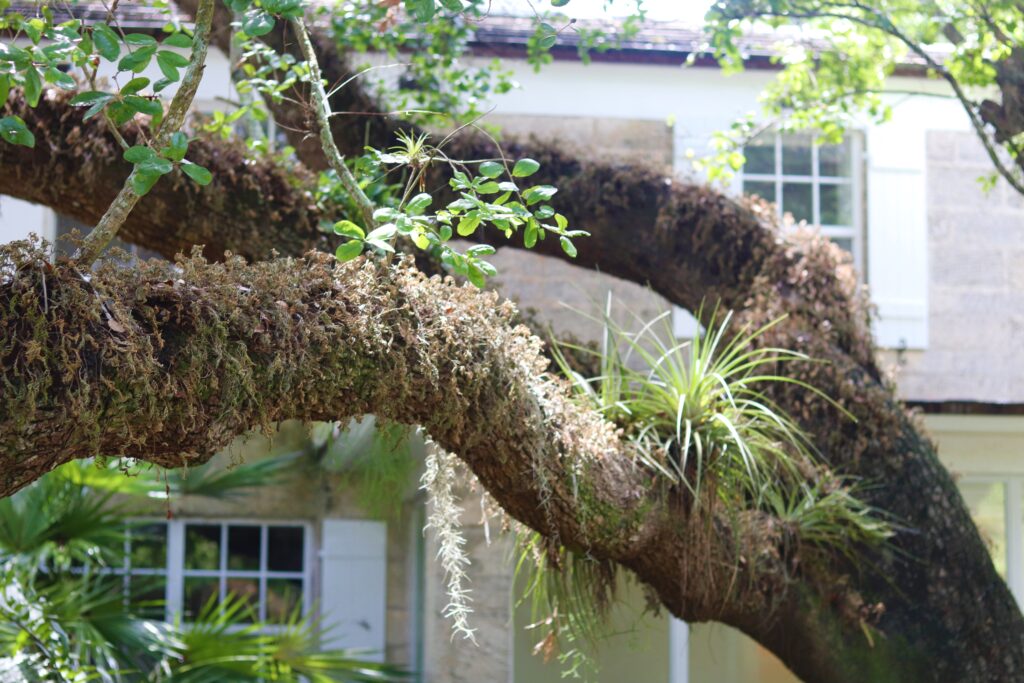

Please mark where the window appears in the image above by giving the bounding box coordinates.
[120,520,311,624]
[741,132,864,272]
[959,477,1024,606]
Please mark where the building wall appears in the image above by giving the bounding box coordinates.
[880,131,1024,402]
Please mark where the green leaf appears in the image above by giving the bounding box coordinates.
[367,238,395,253]
[551,0,570,5]
[70,90,112,105]
[0,116,35,147]
[559,236,577,257]
[124,95,162,117]
[162,33,193,48]
[538,33,557,50]
[524,218,539,248]
[513,158,540,177]
[163,131,189,161]
[406,192,432,216]
[404,0,435,22]
[140,156,174,175]
[225,0,252,11]
[0,75,8,106]
[366,225,397,241]
[242,10,275,37]
[118,46,156,73]
[123,145,155,163]
[155,51,181,82]
[106,101,136,126]
[120,77,150,95]
[22,67,41,107]
[43,66,75,90]
[457,216,481,237]
[412,230,431,249]
[131,170,161,195]
[156,50,189,68]
[479,161,503,178]
[523,185,557,205]
[555,213,568,230]
[439,0,462,10]
[92,23,120,61]
[124,33,157,46]
[181,161,212,185]
[466,263,485,288]
[335,239,363,262]
[334,220,365,239]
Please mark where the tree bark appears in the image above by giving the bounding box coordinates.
[2,23,1023,680]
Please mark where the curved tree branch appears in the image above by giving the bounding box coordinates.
[3,79,1023,679]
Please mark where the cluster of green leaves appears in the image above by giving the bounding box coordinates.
[123,130,211,194]
[0,0,215,196]
[702,0,1024,188]
[0,0,93,147]
[332,132,586,286]
[0,459,409,682]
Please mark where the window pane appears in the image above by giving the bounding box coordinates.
[830,236,854,258]
[743,180,775,203]
[781,183,813,223]
[224,578,260,623]
[130,524,167,569]
[228,525,261,571]
[129,575,167,619]
[266,579,303,623]
[819,140,852,177]
[184,577,220,620]
[743,134,775,175]
[960,482,1007,578]
[268,526,304,572]
[781,134,812,176]
[820,183,853,226]
[185,524,221,570]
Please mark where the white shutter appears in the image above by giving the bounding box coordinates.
[865,110,929,349]
[0,197,54,244]
[319,519,387,660]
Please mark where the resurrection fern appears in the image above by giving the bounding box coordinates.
[421,446,475,642]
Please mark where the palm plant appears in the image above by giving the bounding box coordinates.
[0,458,409,682]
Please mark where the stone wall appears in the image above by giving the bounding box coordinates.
[882,131,1024,403]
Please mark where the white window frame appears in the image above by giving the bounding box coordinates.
[959,475,1024,608]
[740,131,866,274]
[124,518,314,624]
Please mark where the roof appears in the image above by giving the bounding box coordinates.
[5,0,184,30]
[2,1,938,71]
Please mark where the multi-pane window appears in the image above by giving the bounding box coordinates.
[741,132,863,271]
[121,520,310,624]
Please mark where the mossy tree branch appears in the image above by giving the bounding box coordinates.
[2,82,1023,679]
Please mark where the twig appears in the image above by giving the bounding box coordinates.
[75,0,216,267]
[290,16,376,230]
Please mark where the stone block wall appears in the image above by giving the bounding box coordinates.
[882,131,1024,403]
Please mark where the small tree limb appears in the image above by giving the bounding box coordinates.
[75,0,217,267]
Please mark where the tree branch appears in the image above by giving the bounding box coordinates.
[75,0,217,267]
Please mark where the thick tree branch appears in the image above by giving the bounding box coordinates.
[3,80,1023,679]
